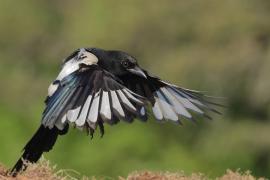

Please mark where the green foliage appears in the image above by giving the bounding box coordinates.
[0,0,270,178]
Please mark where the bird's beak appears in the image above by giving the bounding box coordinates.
[127,66,147,79]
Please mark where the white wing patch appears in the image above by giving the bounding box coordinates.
[152,97,164,120]
[76,95,92,126]
[80,50,99,65]
[122,89,144,105]
[66,106,81,122]
[56,60,80,81]
[100,91,111,121]
[117,90,137,113]
[59,88,145,128]
[155,91,178,121]
[87,91,101,123]
[56,49,99,81]
[167,88,203,114]
[60,84,212,127]
[160,88,192,118]
[150,85,212,122]
[111,91,125,118]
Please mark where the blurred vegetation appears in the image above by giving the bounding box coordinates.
[0,0,270,178]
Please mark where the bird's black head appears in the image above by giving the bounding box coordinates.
[88,48,147,78]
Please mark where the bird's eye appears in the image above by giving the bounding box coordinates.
[121,60,130,68]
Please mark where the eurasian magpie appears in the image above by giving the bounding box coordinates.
[10,48,221,176]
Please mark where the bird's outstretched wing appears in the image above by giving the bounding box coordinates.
[42,65,146,136]
[119,71,222,124]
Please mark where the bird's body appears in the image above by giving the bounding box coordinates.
[10,48,221,176]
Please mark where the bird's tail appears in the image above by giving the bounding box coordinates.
[10,125,68,176]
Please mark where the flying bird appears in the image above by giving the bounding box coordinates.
[11,48,221,176]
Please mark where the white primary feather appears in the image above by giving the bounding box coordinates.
[155,91,178,121]
[122,89,143,105]
[161,88,192,118]
[167,88,203,114]
[87,91,100,123]
[76,95,92,126]
[67,106,81,122]
[100,91,111,121]
[152,98,163,120]
[61,114,67,123]
[55,114,66,130]
[173,88,207,107]
[111,91,125,118]
[117,90,137,112]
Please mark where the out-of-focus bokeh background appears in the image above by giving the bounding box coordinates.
[0,0,270,178]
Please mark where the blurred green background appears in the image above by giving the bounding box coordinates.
[0,0,270,178]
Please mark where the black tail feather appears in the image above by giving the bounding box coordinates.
[10,125,68,176]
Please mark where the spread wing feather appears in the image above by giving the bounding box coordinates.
[119,70,222,124]
[43,65,222,136]
[42,65,147,136]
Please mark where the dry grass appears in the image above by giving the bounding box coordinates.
[125,170,266,180]
[0,160,62,180]
[0,160,266,180]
